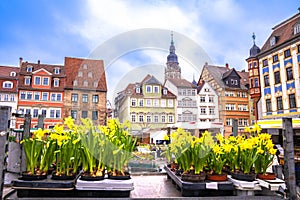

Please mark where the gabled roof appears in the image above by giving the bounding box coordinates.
[143,75,161,85]
[32,68,53,76]
[64,57,107,91]
[260,11,300,55]
[200,64,248,90]
[0,66,19,79]
[222,68,241,80]
[19,61,64,76]
[166,78,197,88]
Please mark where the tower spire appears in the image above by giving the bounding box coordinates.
[252,32,256,45]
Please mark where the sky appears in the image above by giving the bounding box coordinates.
[0,0,299,103]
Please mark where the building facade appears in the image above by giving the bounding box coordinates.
[16,58,66,129]
[114,74,176,143]
[64,57,107,125]
[198,63,250,137]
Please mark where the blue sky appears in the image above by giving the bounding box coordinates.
[0,0,299,102]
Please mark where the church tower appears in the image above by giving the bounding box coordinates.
[165,32,181,80]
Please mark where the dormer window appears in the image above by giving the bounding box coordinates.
[231,79,238,85]
[54,68,60,74]
[163,88,167,95]
[270,36,276,46]
[3,81,13,88]
[10,72,16,76]
[24,77,31,85]
[294,23,300,35]
[136,87,141,94]
[26,65,33,72]
[53,78,59,87]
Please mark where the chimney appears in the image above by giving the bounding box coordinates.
[38,60,40,65]
[225,63,229,69]
[19,57,23,67]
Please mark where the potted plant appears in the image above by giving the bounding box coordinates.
[206,134,227,181]
[51,117,81,180]
[254,133,278,180]
[20,128,48,180]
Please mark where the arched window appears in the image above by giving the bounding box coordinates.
[294,23,300,35]
[3,81,13,88]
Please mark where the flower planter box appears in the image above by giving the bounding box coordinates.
[164,166,233,197]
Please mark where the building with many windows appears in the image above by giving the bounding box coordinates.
[248,9,300,136]
[0,65,19,128]
[198,63,250,137]
[64,57,107,125]
[16,58,66,129]
[114,74,176,143]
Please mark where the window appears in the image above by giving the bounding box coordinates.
[139,99,143,107]
[161,99,166,107]
[78,71,83,77]
[27,92,32,100]
[34,76,41,85]
[139,115,144,122]
[71,94,78,102]
[82,94,88,103]
[34,92,40,100]
[88,72,92,78]
[294,23,300,34]
[26,66,33,72]
[273,54,278,63]
[153,99,159,107]
[42,92,48,101]
[50,110,55,118]
[42,77,48,85]
[33,109,38,118]
[10,94,14,101]
[209,107,215,115]
[146,115,151,123]
[92,111,98,120]
[254,78,259,87]
[146,85,151,93]
[83,81,88,87]
[264,75,270,87]
[168,115,174,123]
[25,109,31,114]
[131,98,136,106]
[226,118,231,126]
[136,87,140,94]
[284,49,291,58]
[154,115,159,123]
[146,99,151,107]
[200,96,205,103]
[208,96,214,103]
[71,110,77,119]
[82,111,88,118]
[238,119,243,126]
[51,93,56,101]
[92,95,98,103]
[54,79,59,87]
[231,79,238,85]
[57,93,62,101]
[131,114,136,122]
[253,62,257,68]
[270,36,276,46]
[154,86,159,93]
[289,94,296,108]
[10,72,16,76]
[25,77,31,85]
[73,80,78,86]
[274,71,281,84]
[83,64,88,69]
[161,115,166,123]
[20,92,26,100]
[168,99,173,107]
[42,110,47,117]
[263,59,268,67]
[163,89,167,95]
[249,63,252,69]
[4,94,8,101]
[286,67,293,81]
[200,107,206,114]
[93,82,98,87]
[3,81,13,88]
[54,68,60,74]
[276,96,283,110]
[266,99,272,112]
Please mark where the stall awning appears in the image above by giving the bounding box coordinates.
[257,118,300,129]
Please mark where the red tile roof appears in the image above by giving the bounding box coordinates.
[64,57,107,92]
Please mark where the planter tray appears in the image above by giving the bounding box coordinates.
[76,178,134,191]
[164,166,233,197]
[12,175,76,189]
[257,178,286,191]
[228,175,260,190]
